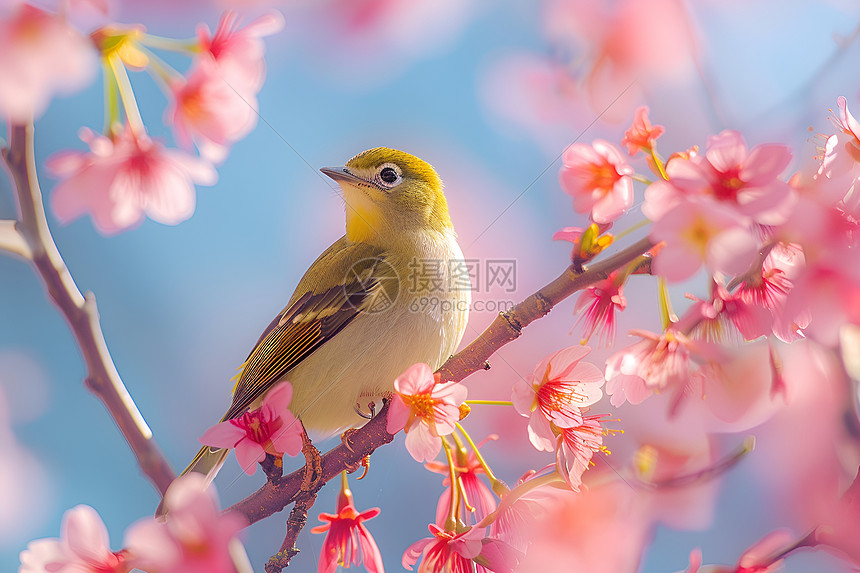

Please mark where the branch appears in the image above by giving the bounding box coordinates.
[2,123,175,495]
[225,236,655,526]
[227,401,395,525]
[0,219,32,259]
[438,236,655,382]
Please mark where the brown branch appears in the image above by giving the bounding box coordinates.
[227,400,395,525]
[438,237,654,382]
[225,237,655,527]
[2,122,175,495]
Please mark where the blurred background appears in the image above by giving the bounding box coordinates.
[2,0,860,571]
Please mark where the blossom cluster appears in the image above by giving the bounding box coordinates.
[557,102,860,417]
[19,474,245,573]
[0,2,282,235]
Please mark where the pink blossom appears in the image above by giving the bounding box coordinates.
[19,505,129,573]
[0,4,96,121]
[555,415,607,491]
[697,280,773,342]
[649,197,759,282]
[816,96,860,216]
[403,524,518,573]
[542,0,697,119]
[517,481,649,573]
[644,130,793,226]
[387,363,467,463]
[560,140,634,224]
[573,273,627,345]
[621,106,664,156]
[736,244,809,342]
[48,126,217,235]
[311,474,384,573]
[197,10,284,95]
[124,473,246,573]
[816,465,860,565]
[685,530,794,573]
[426,443,497,526]
[199,381,303,475]
[605,328,718,409]
[488,473,551,554]
[511,346,604,452]
[784,244,860,346]
[166,55,259,163]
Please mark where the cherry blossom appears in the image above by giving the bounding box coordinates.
[311,473,384,573]
[541,0,697,118]
[559,140,634,224]
[648,197,759,282]
[197,10,285,95]
[19,505,129,573]
[621,106,664,156]
[693,280,773,342]
[816,96,860,216]
[517,481,649,573]
[644,130,793,226]
[736,244,809,342]
[605,328,718,408]
[573,272,627,345]
[488,473,551,554]
[48,126,217,235]
[166,55,259,163]
[784,244,860,347]
[124,473,246,573]
[426,444,497,526]
[511,346,604,452]
[555,414,607,491]
[403,524,518,573]
[199,381,303,475]
[0,4,96,121]
[387,363,467,463]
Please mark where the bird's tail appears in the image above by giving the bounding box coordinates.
[156,446,228,517]
[180,444,229,482]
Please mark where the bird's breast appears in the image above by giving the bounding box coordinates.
[285,229,470,438]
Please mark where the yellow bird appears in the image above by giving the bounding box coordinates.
[181,147,471,479]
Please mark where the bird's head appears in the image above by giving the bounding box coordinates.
[321,147,453,245]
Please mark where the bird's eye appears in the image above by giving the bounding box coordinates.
[376,163,402,188]
[380,167,398,183]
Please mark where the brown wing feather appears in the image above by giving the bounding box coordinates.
[221,238,384,422]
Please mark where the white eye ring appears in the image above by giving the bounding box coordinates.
[375,163,402,188]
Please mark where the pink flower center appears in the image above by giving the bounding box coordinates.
[404,392,437,422]
[536,371,587,413]
[679,216,716,256]
[180,88,205,120]
[710,168,746,201]
[585,160,621,194]
[233,410,283,454]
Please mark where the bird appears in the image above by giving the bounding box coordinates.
[180,147,471,480]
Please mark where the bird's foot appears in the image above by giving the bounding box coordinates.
[341,428,360,453]
[353,399,376,420]
[299,428,322,493]
[356,455,371,480]
[261,453,283,482]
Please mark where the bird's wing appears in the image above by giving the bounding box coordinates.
[221,237,393,421]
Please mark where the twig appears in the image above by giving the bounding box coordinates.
[437,236,655,382]
[0,219,32,259]
[1,122,175,495]
[227,400,395,525]
[225,237,656,527]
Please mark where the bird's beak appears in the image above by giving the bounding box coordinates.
[321,166,365,186]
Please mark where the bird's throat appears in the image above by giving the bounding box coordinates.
[343,188,383,243]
